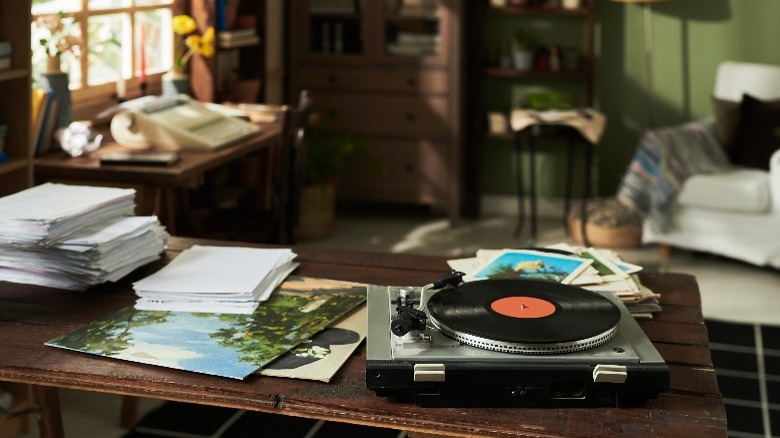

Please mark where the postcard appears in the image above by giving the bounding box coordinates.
[46,276,367,380]
[578,248,629,281]
[467,249,593,284]
[611,258,643,275]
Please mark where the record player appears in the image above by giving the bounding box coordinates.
[366,274,670,407]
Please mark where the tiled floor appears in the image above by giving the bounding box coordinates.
[14,207,780,437]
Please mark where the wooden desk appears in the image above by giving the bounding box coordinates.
[0,237,727,437]
[33,123,282,235]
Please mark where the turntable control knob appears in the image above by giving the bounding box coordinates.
[391,312,415,337]
[391,307,427,337]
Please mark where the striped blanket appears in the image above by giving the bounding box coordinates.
[616,118,731,232]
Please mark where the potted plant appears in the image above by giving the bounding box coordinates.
[295,118,382,240]
[512,29,533,71]
[223,64,262,102]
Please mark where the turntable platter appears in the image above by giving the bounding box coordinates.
[426,279,621,354]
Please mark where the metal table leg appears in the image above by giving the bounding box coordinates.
[581,140,593,247]
[563,130,575,235]
[513,130,525,237]
[529,130,537,246]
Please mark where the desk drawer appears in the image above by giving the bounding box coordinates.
[315,93,449,138]
[338,138,449,205]
[299,68,449,95]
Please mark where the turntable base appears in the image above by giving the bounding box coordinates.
[366,279,670,407]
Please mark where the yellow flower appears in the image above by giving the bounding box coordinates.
[172,15,197,35]
[185,27,215,58]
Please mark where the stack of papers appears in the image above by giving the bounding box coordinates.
[448,243,660,318]
[0,183,136,246]
[133,245,299,314]
[0,216,168,290]
[0,183,168,290]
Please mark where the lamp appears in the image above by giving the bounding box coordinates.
[610,0,670,127]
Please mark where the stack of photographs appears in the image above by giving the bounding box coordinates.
[448,243,660,318]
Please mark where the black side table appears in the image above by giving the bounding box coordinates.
[512,124,595,247]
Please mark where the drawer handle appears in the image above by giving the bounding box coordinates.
[406,113,416,122]
[406,77,416,87]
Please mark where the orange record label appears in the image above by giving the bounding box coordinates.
[490,296,556,319]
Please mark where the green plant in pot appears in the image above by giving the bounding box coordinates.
[296,118,383,240]
[512,29,533,71]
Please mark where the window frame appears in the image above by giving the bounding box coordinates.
[32,0,184,119]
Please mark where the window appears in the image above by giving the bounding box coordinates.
[31,0,179,114]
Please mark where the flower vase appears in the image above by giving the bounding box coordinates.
[39,55,73,129]
[162,67,191,97]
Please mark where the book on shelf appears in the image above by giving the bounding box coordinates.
[0,122,7,157]
[0,41,11,71]
[395,0,439,16]
[218,27,257,41]
[30,87,47,140]
[0,43,10,68]
[217,29,261,48]
[0,41,11,58]
[33,89,60,157]
[310,0,356,15]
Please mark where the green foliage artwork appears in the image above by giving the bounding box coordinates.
[46,276,366,379]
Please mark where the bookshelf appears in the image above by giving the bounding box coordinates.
[190,0,266,103]
[0,2,34,435]
[467,0,596,210]
[0,0,33,198]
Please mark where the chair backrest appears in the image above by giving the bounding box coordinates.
[276,89,312,244]
[714,61,780,101]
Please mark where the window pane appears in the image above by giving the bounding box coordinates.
[135,0,175,6]
[87,13,131,85]
[136,10,173,75]
[88,0,132,10]
[32,0,81,15]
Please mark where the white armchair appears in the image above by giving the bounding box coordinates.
[623,61,780,269]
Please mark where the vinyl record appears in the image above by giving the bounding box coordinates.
[427,279,621,354]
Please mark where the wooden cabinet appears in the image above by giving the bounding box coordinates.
[0,0,33,197]
[289,0,465,222]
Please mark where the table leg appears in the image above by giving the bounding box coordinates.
[164,187,178,236]
[120,395,139,428]
[529,131,537,246]
[563,132,575,235]
[581,141,593,247]
[32,385,63,438]
[513,131,525,237]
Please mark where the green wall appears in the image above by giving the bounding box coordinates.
[482,0,780,197]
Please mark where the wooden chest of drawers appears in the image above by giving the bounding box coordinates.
[290,0,464,222]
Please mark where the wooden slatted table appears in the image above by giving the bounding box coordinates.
[0,237,727,437]
[33,121,281,235]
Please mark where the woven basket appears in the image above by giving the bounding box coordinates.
[566,197,642,248]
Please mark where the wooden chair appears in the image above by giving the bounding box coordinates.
[180,90,313,245]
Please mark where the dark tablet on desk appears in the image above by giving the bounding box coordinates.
[99,151,180,166]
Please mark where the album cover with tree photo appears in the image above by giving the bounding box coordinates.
[46,277,367,379]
